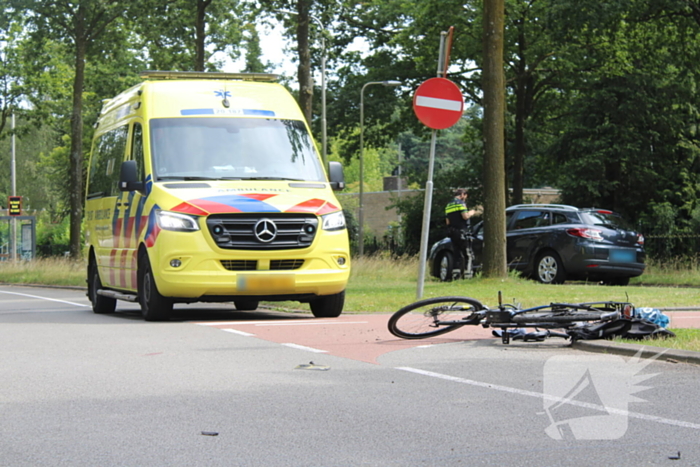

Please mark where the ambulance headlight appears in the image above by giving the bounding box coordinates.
[322,211,346,231]
[156,210,200,232]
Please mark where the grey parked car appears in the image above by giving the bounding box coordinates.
[429,204,646,285]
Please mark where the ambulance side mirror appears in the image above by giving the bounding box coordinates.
[328,161,345,191]
[119,160,145,193]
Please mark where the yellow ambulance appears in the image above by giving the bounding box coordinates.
[84,71,350,321]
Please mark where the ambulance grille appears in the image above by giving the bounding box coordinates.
[219,259,304,271]
[270,259,305,270]
[207,214,318,250]
[220,260,257,271]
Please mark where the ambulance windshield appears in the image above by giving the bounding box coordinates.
[149,118,326,182]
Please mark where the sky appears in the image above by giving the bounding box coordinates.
[222,20,369,90]
[223,21,299,82]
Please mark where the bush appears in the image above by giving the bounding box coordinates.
[36,215,70,257]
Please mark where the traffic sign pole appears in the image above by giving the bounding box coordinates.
[416,131,438,299]
[10,113,16,261]
[416,29,462,299]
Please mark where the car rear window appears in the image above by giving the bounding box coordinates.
[579,211,634,230]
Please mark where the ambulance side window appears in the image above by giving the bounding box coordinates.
[88,125,128,198]
[131,123,145,181]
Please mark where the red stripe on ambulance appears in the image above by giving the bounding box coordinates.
[171,202,210,216]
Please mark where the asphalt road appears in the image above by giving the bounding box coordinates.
[1,285,699,466]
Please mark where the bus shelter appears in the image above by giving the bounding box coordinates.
[0,215,36,261]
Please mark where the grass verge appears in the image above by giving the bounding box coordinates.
[0,257,84,287]
[344,255,700,312]
[1,255,700,312]
[612,328,700,352]
[632,256,700,287]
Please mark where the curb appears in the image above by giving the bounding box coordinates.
[573,340,700,365]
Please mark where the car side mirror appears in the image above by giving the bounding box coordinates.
[328,161,345,191]
[119,160,145,193]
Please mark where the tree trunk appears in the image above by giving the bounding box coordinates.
[69,16,86,260]
[296,0,313,124]
[194,0,212,71]
[481,0,507,278]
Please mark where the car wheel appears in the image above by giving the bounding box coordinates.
[434,251,454,282]
[234,299,259,311]
[88,255,116,314]
[535,251,566,284]
[309,291,344,318]
[138,253,172,321]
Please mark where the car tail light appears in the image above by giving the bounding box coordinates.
[567,227,603,241]
[637,234,645,246]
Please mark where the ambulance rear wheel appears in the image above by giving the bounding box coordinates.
[309,291,344,318]
[138,254,172,321]
[88,256,116,314]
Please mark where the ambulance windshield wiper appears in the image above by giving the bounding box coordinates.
[239,177,305,181]
[158,176,222,181]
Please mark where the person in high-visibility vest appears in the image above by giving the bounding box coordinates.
[445,188,479,278]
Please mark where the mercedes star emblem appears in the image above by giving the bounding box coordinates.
[254,218,277,242]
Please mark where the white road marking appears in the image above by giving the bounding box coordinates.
[282,343,328,353]
[195,320,367,326]
[196,320,301,326]
[0,290,89,308]
[415,95,462,111]
[396,367,700,430]
[221,328,255,337]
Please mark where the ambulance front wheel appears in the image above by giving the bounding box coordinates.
[309,291,345,318]
[88,255,116,314]
[138,253,173,321]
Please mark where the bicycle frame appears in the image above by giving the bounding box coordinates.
[389,291,627,344]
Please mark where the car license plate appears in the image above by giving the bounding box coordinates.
[609,249,636,263]
[237,274,295,292]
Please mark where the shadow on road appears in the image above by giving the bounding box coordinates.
[0,299,316,325]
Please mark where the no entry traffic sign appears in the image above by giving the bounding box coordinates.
[413,77,464,130]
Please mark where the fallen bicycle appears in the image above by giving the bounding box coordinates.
[387,292,675,344]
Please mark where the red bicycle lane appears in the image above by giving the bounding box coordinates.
[193,311,700,365]
[195,314,494,365]
[666,311,700,329]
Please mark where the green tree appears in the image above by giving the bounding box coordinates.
[0,116,60,214]
[15,0,130,258]
[132,0,246,72]
[550,0,700,232]
[262,0,336,125]
[241,23,270,73]
[0,6,26,136]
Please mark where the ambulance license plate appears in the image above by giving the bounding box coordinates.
[237,274,295,292]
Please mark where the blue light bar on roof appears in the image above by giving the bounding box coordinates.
[179,109,276,116]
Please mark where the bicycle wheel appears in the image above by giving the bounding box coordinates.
[388,296,485,339]
[510,307,617,324]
